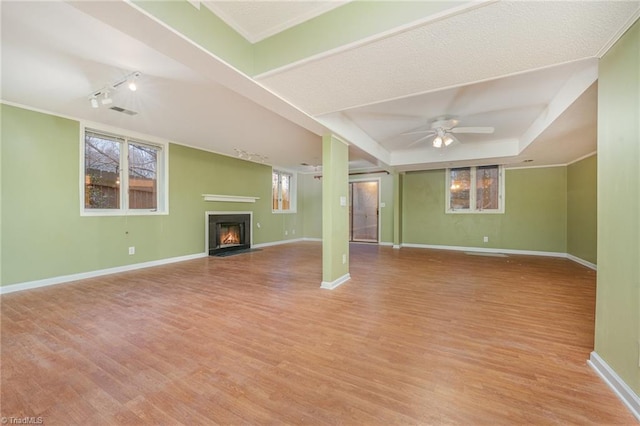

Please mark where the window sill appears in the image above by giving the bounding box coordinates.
[81,210,168,217]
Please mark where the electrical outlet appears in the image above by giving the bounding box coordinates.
[285,230,288,236]
[292,229,296,235]
[128,246,135,255]
[342,254,346,264]
[483,236,489,243]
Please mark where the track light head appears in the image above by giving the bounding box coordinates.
[101,91,112,105]
[90,96,99,108]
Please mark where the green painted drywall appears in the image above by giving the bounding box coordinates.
[300,173,322,239]
[131,0,254,75]
[594,19,640,395]
[322,135,349,283]
[1,105,303,286]
[393,173,403,247]
[567,155,597,265]
[253,1,466,75]
[402,167,567,252]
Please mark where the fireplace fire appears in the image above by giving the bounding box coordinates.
[219,223,241,247]
[208,213,251,256]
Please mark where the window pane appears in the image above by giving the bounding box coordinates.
[281,173,291,210]
[128,142,158,209]
[476,165,499,210]
[85,134,120,209]
[450,167,471,210]
[272,172,279,210]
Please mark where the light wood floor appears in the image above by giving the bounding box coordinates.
[1,242,635,425]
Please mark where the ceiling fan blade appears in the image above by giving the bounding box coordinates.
[451,126,495,134]
[402,129,436,136]
[407,134,434,147]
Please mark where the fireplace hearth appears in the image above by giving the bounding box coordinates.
[208,213,251,256]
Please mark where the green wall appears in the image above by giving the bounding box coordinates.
[131,0,466,77]
[300,173,322,239]
[567,155,598,264]
[321,135,349,284]
[402,167,567,252]
[132,0,254,75]
[1,105,303,286]
[594,19,640,395]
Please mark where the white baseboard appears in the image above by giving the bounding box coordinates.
[399,243,600,271]
[253,237,322,249]
[401,243,567,258]
[588,351,640,421]
[0,252,208,295]
[378,242,393,246]
[566,254,597,270]
[392,245,401,249]
[253,238,305,248]
[321,273,351,290]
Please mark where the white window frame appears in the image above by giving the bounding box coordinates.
[80,123,169,216]
[446,165,505,214]
[272,168,297,214]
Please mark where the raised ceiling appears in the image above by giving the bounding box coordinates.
[2,1,639,173]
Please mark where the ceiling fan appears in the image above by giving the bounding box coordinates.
[404,117,494,148]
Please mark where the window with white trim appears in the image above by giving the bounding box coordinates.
[446,165,504,213]
[82,128,168,215]
[272,169,296,213]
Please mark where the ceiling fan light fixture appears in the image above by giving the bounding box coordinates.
[433,136,443,148]
[443,135,454,146]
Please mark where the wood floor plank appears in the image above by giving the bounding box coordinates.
[1,242,635,424]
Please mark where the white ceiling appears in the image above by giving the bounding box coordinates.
[201,0,351,43]
[2,1,639,174]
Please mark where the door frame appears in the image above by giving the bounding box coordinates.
[349,177,381,243]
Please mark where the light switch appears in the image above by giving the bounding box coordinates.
[340,196,346,206]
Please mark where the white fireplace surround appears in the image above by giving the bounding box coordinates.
[205,211,253,254]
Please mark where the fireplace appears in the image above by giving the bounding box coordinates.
[207,212,251,256]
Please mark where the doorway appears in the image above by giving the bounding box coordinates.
[349,180,379,242]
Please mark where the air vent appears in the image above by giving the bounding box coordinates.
[109,106,138,116]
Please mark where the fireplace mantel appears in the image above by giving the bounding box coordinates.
[202,194,260,203]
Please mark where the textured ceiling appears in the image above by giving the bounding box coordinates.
[2,1,638,173]
[258,1,637,115]
[201,0,350,43]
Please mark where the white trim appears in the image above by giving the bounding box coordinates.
[202,194,259,203]
[205,211,253,253]
[349,177,382,243]
[253,238,304,248]
[80,123,170,216]
[378,242,393,246]
[567,151,597,166]
[505,163,573,171]
[0,252,207,295]
[401,243,566,258]
[321,273,351,290]
[446,165,505,214]
[596,8,640,58]
[588,352,640,422]
[393,244,401,249]
[566,254,597,271]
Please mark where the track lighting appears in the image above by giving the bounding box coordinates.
[101,91,112,105]
[87,70,141,109]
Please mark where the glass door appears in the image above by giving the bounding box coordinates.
[349,181,379,242]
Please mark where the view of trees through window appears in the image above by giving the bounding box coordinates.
[84,130,159,211]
